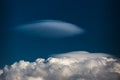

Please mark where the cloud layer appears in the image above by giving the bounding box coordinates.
[16,20,84,38]
[0,51,120,80]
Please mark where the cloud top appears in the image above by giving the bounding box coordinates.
[0,51,120,80]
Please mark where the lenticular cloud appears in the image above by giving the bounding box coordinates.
[0,51,120,80]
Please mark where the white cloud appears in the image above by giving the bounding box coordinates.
[0,51,120,80]
[16,20,84,38]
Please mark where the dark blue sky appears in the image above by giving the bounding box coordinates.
[0,0,120,68]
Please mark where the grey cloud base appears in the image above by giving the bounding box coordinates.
[0,51,120,80]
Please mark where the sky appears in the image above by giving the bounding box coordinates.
[0,0,120,68]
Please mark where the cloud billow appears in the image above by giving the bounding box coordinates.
[0,51,120,80]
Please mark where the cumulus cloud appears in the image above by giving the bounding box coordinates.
[0,51,120,80]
